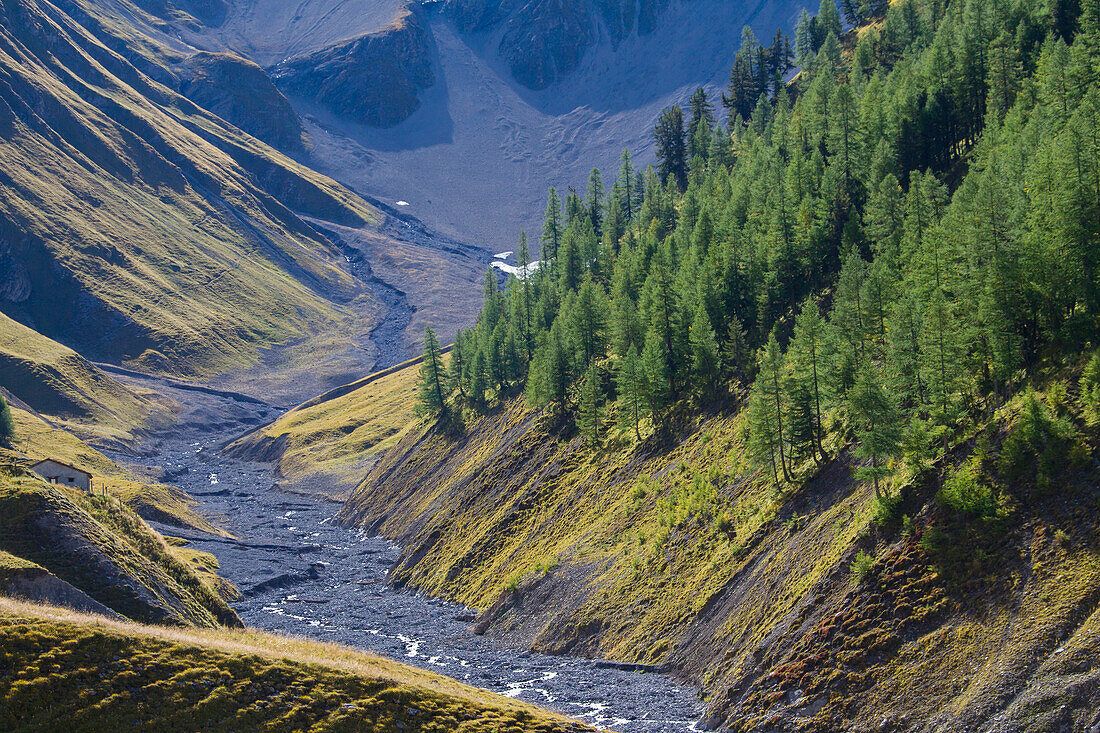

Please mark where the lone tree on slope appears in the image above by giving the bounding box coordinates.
[415,327,448,420]
[0,394,14,447]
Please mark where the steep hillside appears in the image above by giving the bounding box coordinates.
[0,463,239,627]
[445,0,695,90]
[0,311,170,450]
[226,354,426,496]
[0,597,592,732]
[270,6,435,128]
[180,51,305,151]
[2,401,224,534]
[0,0,416,387]
[335,0,1100,725]
[342,389,1100,731]
[156,0,802,253]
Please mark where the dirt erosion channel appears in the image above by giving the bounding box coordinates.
[113,372,705,732]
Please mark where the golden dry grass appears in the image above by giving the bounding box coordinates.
[5,405,225,537]
[0,596,591,732]
[231,356,435,494]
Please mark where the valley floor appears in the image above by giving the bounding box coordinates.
[113,375,704,732]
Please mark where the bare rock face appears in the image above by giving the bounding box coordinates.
[498,0,595,90]
[182,52,305,151]
[270,8,435,128]
[444,0,679,90]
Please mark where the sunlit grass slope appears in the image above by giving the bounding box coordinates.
[0,597,592,733]
[0,312,169,449]
[227,355,433,495]
[0,0,381,377]
[0,465,238,627]
[343,384,1100,730]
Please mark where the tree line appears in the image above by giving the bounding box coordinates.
[418,0,1100,501]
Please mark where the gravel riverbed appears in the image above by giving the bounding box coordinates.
[121,386,705,732]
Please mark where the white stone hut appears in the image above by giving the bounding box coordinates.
[31,459,92,492]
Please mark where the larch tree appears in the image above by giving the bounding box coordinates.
[654,105,688,192]
[542,187,563,260]
[0,394,14,447]
[415,327,448,419]
[848,365,904,499]
[617,343,647,441]
[578,362,603,446]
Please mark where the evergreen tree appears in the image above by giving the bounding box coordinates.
[722,315,752,382]
[747,377,785,490]
[0,394,13,447]
[516,231,534,361]
[786,299,829,462]
[587,167,605,237]
[527,320,571,413]
[617,149,637,221]
[986,33,1021,121]
[654,105,688,191]
[578,363,603,446]
[756,333,792,482]
[415,327,448,419]
[617,343,647,441]
[848,365,903,499]
[449,330,469,402]
[568,278,608,368]
[689,301,721,399]
[542,188,563,260]
[641,245,684,396]
[795,8,819,69]
[642,326,673,418]
[818,0,843,42]
[687,88,716,161]
[471,347,489,406]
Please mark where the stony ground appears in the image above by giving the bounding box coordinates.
[116,378,704,732]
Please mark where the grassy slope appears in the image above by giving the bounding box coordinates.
[0,597,591,733]
[0,0,381,377]
[0,550,43,585]
[0,311,169,450]
[341,391,1100,731]
[3,403,223,537]
[227,355,429,496]
[0,464,238,627]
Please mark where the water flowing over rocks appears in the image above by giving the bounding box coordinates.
[126,382,704,731]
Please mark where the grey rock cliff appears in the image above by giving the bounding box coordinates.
[270,7,435,128]
[444,0,680,90]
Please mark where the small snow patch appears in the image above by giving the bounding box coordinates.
[494,251,513,260]
[491,260,544,279]
[395,200,409,206]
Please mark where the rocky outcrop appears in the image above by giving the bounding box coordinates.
[444,0,680,90]
[2,563,125,620]
[270,7,434,128]
[181,52,304,151]
[498,0,595,90]
[0,465,241,628]
[128,0,229,28]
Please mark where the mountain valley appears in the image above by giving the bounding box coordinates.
[4,0,1100,729]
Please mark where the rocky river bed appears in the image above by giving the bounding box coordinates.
[130,408,705,732]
